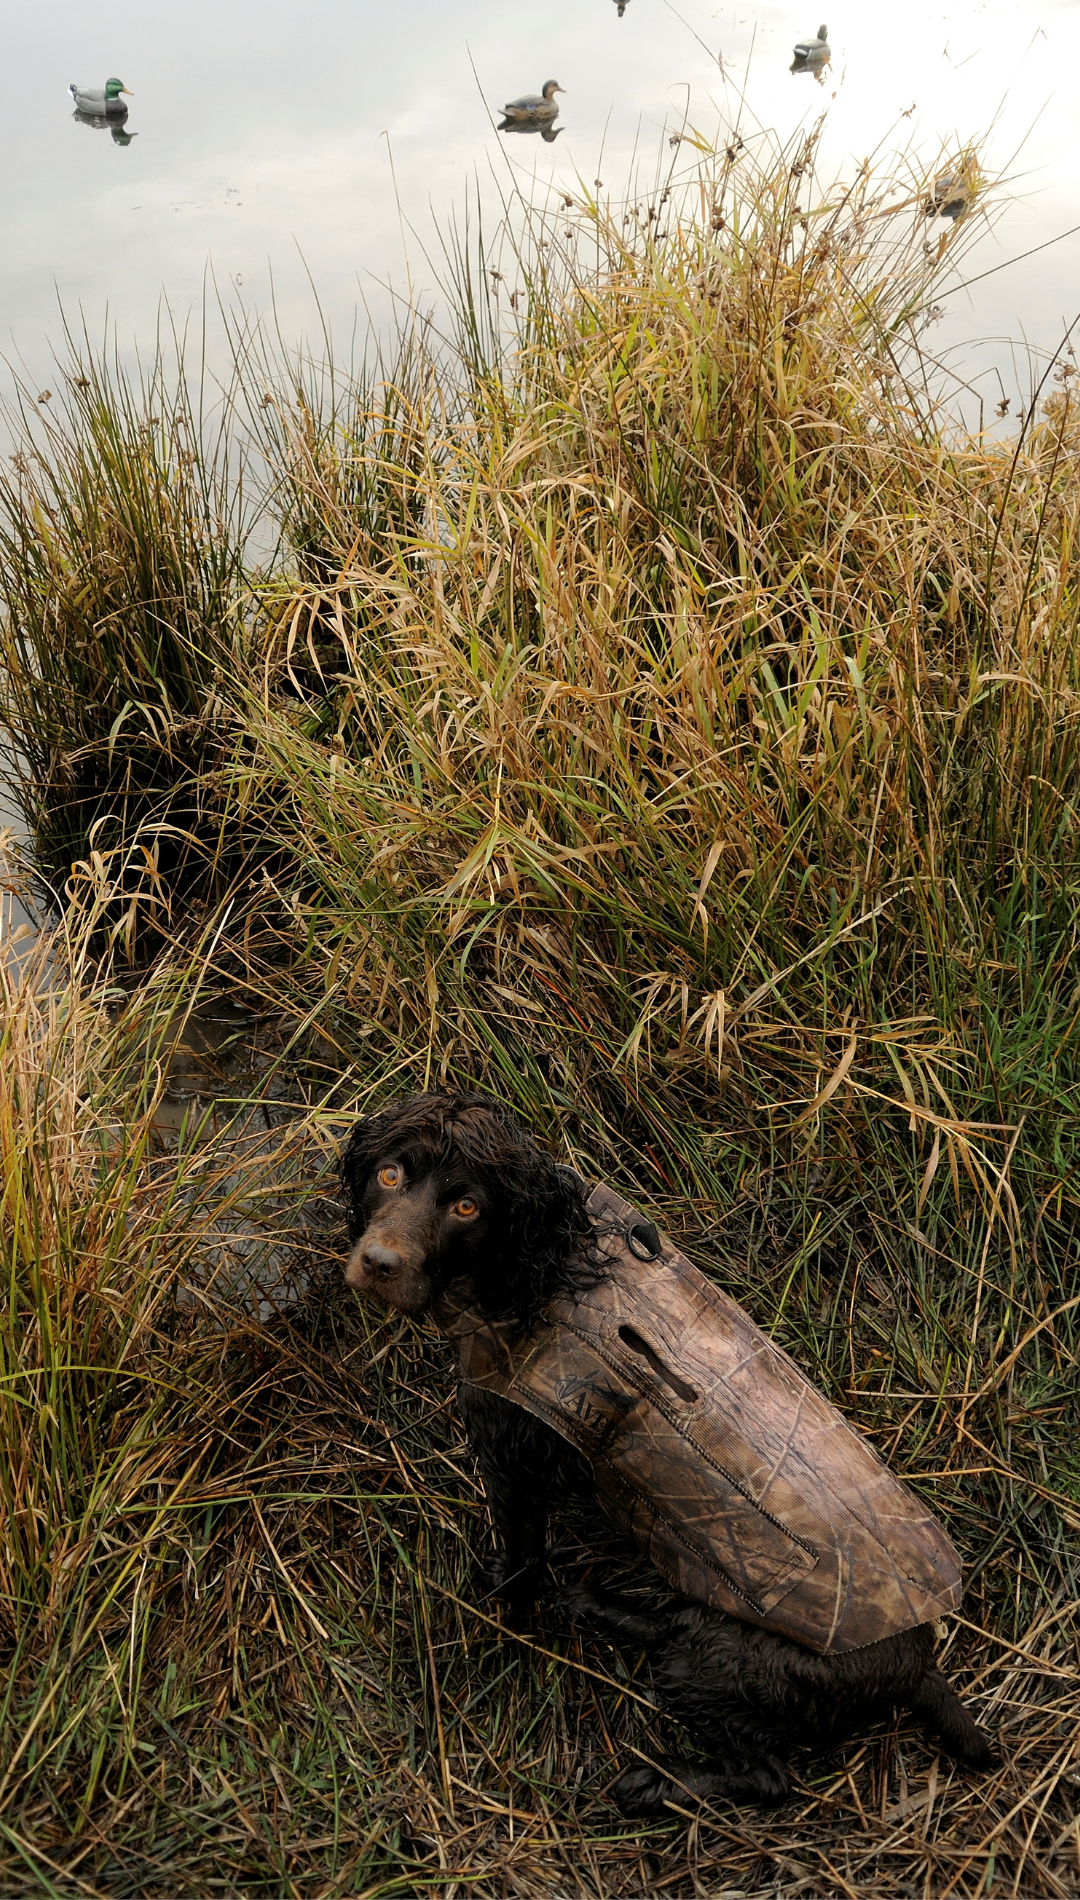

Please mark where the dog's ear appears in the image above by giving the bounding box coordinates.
[478,1149,596,1327]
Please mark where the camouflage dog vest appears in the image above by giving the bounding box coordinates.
[440,1181,961,1653]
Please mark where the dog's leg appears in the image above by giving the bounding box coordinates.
[562,1584,792,1812]
[559,1581,680,1645]
[913,1667,993,1768]
[458,1385,556,1619]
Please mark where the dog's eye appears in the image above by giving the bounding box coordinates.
[377,1164,402,1189]
[452,1196,479,1219]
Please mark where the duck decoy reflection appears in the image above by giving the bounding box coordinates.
[501,79,564,123]
[69,77,133,117]
[498,118,563,141]
[72,107,137,145]
[613,0,630,14]
[790,25,830,78]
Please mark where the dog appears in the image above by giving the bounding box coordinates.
[341,1089,992,1813]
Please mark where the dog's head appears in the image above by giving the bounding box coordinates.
[339,1090,597,1325]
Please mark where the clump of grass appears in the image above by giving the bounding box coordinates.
[0,346,254,945]
[0,923,360,1892]
[241,125,1080,1234]
[0,127,1078,1895]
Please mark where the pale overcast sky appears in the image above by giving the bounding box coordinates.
[2,0,1079,416]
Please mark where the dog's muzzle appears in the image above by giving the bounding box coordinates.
[345,1228,434,1313]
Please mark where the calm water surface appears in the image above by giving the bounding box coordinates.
[2,0,1080,412]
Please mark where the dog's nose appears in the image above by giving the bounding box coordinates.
[360,1241,405,1279]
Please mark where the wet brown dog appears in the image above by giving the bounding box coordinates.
[342,1088,992,1813]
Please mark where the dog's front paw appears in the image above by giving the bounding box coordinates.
[553,1583,598,1624]
[479,1554,543,1625]
[611,1763,675,1816]
[748,1754,790,1805]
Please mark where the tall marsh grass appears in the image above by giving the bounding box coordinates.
[0,132,1078,1895]
[0,352,255,939]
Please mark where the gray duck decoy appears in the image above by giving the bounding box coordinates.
[500,79,564,122]
[790,26,830,75]
[69,78,133,118]
[925,170,973,222]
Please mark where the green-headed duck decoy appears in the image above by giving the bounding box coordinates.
[69,78,133,117]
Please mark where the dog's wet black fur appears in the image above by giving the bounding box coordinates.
[341,1089,993,1813]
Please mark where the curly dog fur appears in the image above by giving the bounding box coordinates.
[341,1089,992,1813]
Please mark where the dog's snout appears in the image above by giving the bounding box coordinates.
[345,1220,433,1310]
[361,1240,404,1278]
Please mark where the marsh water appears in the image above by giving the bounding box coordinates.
[2,0,1079,409]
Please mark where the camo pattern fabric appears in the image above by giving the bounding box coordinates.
[439,1181,961,1653]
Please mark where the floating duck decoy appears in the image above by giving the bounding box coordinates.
[500,80,564,123]
[923,161,980,254]
[925,169,974,222]
[68,78,133,118]
[790,25,830,77]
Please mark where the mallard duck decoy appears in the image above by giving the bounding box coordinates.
[68,78,133,118]
[501,80,564,123]
[790,26,830,75]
